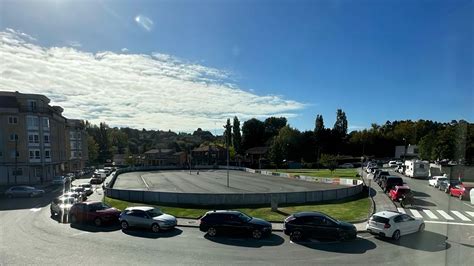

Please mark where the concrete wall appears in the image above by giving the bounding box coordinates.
[106,166,365,206]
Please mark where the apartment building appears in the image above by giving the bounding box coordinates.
[0,91,88,185]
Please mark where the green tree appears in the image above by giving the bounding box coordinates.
[264,117,287,142]
[224,118,232,146]
[232,116,242,155]
[333,109,348,136]
[97,122,112,163]
[319,153,338,175]
[87,136,99,163]
[314,114,324,133]
[419,132,437,161]
[242,118,266,151]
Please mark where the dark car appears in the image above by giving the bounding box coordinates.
[199,210,272,239]
[382,176,404,192]
[374,171,390,184]
[438,180,461,193]
[4,186,45,198]
[69,201,121,226]
[283,212,357,241]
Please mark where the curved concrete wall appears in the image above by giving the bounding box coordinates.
[106,166,364,206]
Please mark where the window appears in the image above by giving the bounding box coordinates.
[70,131,76,139]
[10,150,19,158]
[28,133,39,143]
[12,168,23,176]
[28,100,37,111]
[8,116,18,124]
[45,150,51,159]
[42,117,50,128]
[44,134,50,143]
[27,116,39,128]
[9,133,18,141]
[35,150,40,159]
[29,150,34,159]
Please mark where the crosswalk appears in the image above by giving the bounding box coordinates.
[396,208,474,223]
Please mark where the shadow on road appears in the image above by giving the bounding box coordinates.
[70,222,122,233]
[122,228,183,239]
[295,238,376,254]
[204,233,284,248]
[411,199,437,207]
[412,191,431,198]
[378,230,450,252]
[0,187,63,211]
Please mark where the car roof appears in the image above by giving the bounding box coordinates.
[386,176,402,179]
[205,210,242,215]
[373,210,402,218]
[125,206,154,211]
[79,201,102,205]
[293,211,326,218]
[395,185,410,189]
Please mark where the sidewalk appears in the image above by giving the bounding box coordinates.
[361,170,397,213]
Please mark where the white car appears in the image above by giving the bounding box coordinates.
[388,161,397,167]
[428,176,448,188]
[366,210,424,240]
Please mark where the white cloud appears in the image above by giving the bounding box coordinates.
[0,29,305,132]
[66,40,82,47]
[135,15,153,31]
[121,48,129,53]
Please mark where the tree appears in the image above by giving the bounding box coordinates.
[314,114,324,133]
[419,132,437,161]
[224,118,232,146]
[97,122,112,163]
[242,118,266,151]
[264,117,287,142]
[333,109,348,136]
[232,116,243,155]
[319,153,338,175]
[87,136,99,163]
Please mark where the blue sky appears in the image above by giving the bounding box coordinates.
[0,0,472,132]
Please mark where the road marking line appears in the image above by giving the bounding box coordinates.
[409,209,423,218]
[436,210,454,220]
[30,208,42,212]
[423,210,438,219]
[451,211,471,221]
[466,211,474,218]
[425,221,474,226]
[397,208,406,213]
[464,203,474,209]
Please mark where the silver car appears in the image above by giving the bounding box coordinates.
[50,196,77,217]
[5,186,45,198]
[119,206,177,232]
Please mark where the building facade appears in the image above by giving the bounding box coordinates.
[143,149,187,167]
[191,145,227,165]
[0,91,88,185]
[65,119,88,173]
[395,145,419,159]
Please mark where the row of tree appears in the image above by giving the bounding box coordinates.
[85,110,473,166]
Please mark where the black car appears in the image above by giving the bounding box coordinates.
[374,171,390,184]
[283,212,357,241]
[199,210,272,239]
[382,176,404,192]
[438,180,461,193]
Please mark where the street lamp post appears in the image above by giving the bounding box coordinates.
[14,135,18,184]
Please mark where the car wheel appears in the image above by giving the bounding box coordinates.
[207,227,217,237]
[121,221,129,230]
[290,230,303,242]
[392,230,401,241]
[459,194,463,200]
[252,229,263,239]
[70,214,77,224]
[419,224,425,232]
[94,217,102,227]
[151,223,160,233]
[444,188,449,193]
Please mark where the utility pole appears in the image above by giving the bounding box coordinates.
[224,122,230,187]
[14,135,18,184]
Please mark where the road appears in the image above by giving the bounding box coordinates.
[0,176,472,265]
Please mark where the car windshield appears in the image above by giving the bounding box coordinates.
[146,209,163,217]
[238,213,252,222]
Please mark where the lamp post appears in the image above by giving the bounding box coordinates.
[403,138,407,162]
[223,122,230,187]
[14,135,18,184]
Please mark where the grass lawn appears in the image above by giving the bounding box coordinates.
[274,168,360,179]
[104,194,370,223]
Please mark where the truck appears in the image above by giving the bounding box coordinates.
[404,160,429,178]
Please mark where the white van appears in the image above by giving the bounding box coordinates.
[404,160,429,178]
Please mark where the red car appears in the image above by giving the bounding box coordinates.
[449,184,472,200]
[389,185,411,201]
[69,201,121,226]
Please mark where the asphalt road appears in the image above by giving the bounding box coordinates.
[114,170,346,193]
[0,178,472,265]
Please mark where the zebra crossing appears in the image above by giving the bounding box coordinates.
[397,208,474,223]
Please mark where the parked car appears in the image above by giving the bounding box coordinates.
[428,176,448,188]
[339,163,354,168]
[395,165,405,174]
[199,210,272,239]
[78,183,93,196]
[388,161,397,167]
[283,212,357,241]
[52,176,70,185]
[382,176,404,192]
[69,201,121,226]
[50,196,77,217]
[366,210,424,240]
[438,180,461,193]
[449,184,472,200]
[69,186,88,201]
[62,191,83,202]
[389,185,411,202]
[5,186,45,198]
[119,206,177,232]
[90,176,104,184]
[374,171,390,184]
